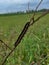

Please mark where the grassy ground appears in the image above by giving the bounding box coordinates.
[0,13,49,65]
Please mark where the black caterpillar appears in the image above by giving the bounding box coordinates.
[14,22,30,47]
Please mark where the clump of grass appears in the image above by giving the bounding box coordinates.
[0,13,49,65]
